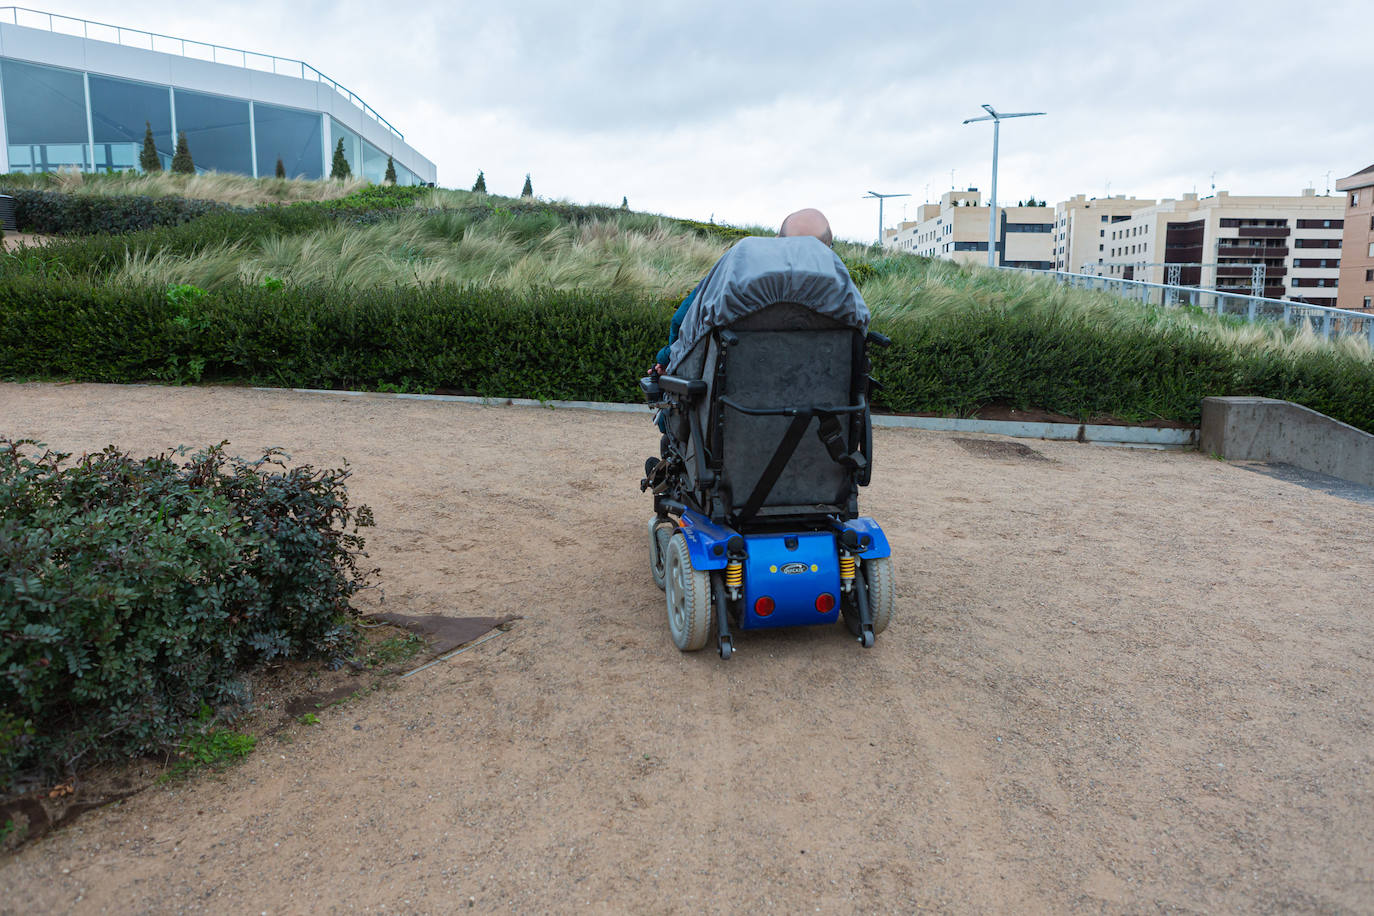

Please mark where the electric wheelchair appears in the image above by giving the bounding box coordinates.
[641,235,894,660]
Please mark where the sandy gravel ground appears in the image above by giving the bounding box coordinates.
[0,232,49,251]
[2,382,1371,914]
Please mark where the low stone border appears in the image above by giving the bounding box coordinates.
[260,387,1199,450]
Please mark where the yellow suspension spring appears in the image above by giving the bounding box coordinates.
[840,555,856,581]
[725,560,743,589]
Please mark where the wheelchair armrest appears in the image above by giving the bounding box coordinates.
[866,330,892,349]
[657,375,707,400]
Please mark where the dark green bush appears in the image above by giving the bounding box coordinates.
[0,275,669,400]
[2,187,237,235]
[0,439,374,791]
[1,205,335,278]
[2,273,1372,431]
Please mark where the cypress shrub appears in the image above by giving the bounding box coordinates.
[171,132,194,175]
[139,122,161,173]
[330,139,351,180]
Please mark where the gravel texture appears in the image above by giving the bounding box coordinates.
[1,382,1371,913]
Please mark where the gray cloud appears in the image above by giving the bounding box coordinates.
[46,0,1374,241]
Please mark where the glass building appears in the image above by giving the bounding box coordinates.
[0,11,435,184]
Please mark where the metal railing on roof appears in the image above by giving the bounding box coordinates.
[0,6,404,140]
[1000,266,1374,348]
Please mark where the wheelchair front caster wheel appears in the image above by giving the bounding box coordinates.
[858,630,875,649]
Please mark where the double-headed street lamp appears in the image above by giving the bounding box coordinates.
[863,190,910,247]
[962,104,1046,268]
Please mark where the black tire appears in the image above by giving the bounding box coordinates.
[648,517,673,591]
[664,533,713,651]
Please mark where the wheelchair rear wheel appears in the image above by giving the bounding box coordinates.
[648,517,674,591]
[864,556,895,634]
[843,556,895,638]
[665,532,713,651]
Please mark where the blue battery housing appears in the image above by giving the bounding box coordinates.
[739,531,842,630]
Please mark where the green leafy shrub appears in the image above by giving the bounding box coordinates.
[1,187,237,236]
[670,218,753,244]
[0,439,374,791]
[2,272,1372,430]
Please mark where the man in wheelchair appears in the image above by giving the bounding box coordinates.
[640,209,895,660]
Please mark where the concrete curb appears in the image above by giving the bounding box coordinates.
[256,386,1199,450]
[1201,397,1374,486]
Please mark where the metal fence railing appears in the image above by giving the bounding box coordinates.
[1001,267,1374,348]
[0,6,405,140]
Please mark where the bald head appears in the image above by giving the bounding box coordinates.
[778,208,833,247]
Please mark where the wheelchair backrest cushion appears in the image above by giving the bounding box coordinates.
[666,235,868,375]
[715,323,857,511]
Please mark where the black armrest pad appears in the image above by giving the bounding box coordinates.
[658,375,707,399]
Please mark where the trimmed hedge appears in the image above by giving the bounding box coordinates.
[0,276,669,400]
[2,276,1373,431]
[0,439,374,791]
[1,187,239,236]
[2,205,338,278]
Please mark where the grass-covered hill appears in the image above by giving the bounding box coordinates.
[2,171,1371,432]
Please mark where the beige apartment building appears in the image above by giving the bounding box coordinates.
[883,189,1054,268]
[1095,190,1345,306]
[1052,194,1157,272]
[1335,164,1374,312]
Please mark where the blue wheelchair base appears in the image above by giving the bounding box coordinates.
[670,507,890,653]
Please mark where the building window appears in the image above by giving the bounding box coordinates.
[88,74,175,172]
[1366,269,1374,282]
[1100,215,1108,222]
[254,104,323,180]
[1353,192,1361,207]
[2,59,90,172]
[174,89,252,175]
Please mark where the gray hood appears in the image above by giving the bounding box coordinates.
[667,236,870,373]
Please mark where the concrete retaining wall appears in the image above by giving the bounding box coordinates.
[1200,397,1374,487]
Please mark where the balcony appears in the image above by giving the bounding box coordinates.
[1217,245,1287,259]
[1234,227,1290,239]
[1216,266,1286,279]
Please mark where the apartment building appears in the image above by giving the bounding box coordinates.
[1335,164,1374,312]
[883,189,1053,268]
[1097,190,1345,306]
[1052,194,1157,272]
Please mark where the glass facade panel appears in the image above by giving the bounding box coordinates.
[1,59,89,172]
[329,119,361,176]
[254,103,322,179]
[89,74,173,172]
[361,139,388,184]
[173,88,252,175]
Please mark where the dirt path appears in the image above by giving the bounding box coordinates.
[2,383,1371,913]
[0,232,50,251]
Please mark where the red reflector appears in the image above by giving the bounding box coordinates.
[815,592,836,613]
[754,596,775,617]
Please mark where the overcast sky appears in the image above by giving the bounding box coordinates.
[41,0,1374,242]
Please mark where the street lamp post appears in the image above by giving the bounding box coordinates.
[862,190,910,247]
[962,104,1045,268]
